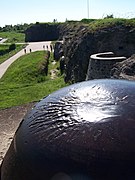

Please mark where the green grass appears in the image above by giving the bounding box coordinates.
[0,44,25,64]
[0,51,67,109]
[0,44,9,50]
[1,51,48,84]
[88,18,135,32]
[0,31,25,43]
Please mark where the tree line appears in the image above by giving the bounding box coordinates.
[0,23,33,33]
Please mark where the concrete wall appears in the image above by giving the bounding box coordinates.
[86,52,126,80]
[25,23,60,42]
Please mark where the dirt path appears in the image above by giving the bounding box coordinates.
[0,102,36,165]
[50,60,58,79]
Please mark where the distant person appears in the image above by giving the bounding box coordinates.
[24,49,26,54]
[43,45,45,50]
[46,45,48,50]
[30,49,32,53]
[60,56,65,75]
[50,45,53,52]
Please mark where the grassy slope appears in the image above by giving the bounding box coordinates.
[0,31,26,64]
[0,51,67,109]
[0,44,25,64]
[0,31,25,43]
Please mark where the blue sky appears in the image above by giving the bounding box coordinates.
[0,0,135,27]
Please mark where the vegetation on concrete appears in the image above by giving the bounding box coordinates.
[88,18,135,32]
[1,18,135,43]
[0,51,67,109]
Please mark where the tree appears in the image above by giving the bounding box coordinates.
[104,14,114,19]
[9,43,16,51]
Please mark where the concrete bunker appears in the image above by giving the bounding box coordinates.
[86,52,126,80]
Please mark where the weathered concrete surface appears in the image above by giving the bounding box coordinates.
[63,25,135,83]
[0,103,35,165]
[86,52,126,80]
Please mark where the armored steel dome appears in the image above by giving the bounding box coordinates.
[1,79,135,180]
